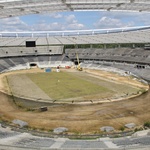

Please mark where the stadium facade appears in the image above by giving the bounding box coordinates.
[0,1,150,150]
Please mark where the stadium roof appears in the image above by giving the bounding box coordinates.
[0,0,150,18]
[0,27,150,46]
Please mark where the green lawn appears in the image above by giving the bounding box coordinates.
[27,71,110,100]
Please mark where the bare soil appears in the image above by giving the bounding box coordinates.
[0,68,149,134]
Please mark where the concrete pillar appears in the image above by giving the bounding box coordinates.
[104,44,106,49]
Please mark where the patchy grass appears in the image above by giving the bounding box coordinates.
[27,71,112,100]
[6,69,141,103]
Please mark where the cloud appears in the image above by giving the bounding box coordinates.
[0,17,29,31]
[94,16,134,29]
[43,13,63,19]
[133,13,150,25]
[32,21,65,31]
[64,15,85,30]
[96,11,150,27]
[65,15,76,23]
[67,23,85,30]
[32,21,85,31]
[30,14,85,31]
[1,11,149,32]
[0,13,86,31]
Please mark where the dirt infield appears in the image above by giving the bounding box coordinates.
[0,68,149,134]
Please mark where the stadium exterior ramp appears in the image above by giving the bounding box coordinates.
[0,0,150,19]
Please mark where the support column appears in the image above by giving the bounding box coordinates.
[104,44,106,49]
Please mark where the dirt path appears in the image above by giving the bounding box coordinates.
[0,88,149,133]
[83,69,148,89]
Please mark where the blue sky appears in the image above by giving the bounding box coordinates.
[0,11,150,31]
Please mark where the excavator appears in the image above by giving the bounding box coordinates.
[76,52,82,71]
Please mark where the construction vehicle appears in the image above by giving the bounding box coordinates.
[76,52,82,71]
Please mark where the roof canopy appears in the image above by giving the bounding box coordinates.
[0,0,150,18]
[0,27,150,46]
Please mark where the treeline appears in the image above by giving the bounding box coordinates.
[64,43,148,49]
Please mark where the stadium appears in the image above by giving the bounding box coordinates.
[0,0,150,150]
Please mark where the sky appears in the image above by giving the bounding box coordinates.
[0,11,150,32]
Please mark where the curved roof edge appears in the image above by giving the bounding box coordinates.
[0,25,150,37]
[0,0,150,18]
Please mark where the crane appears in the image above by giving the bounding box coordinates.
[76,52,82,71]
